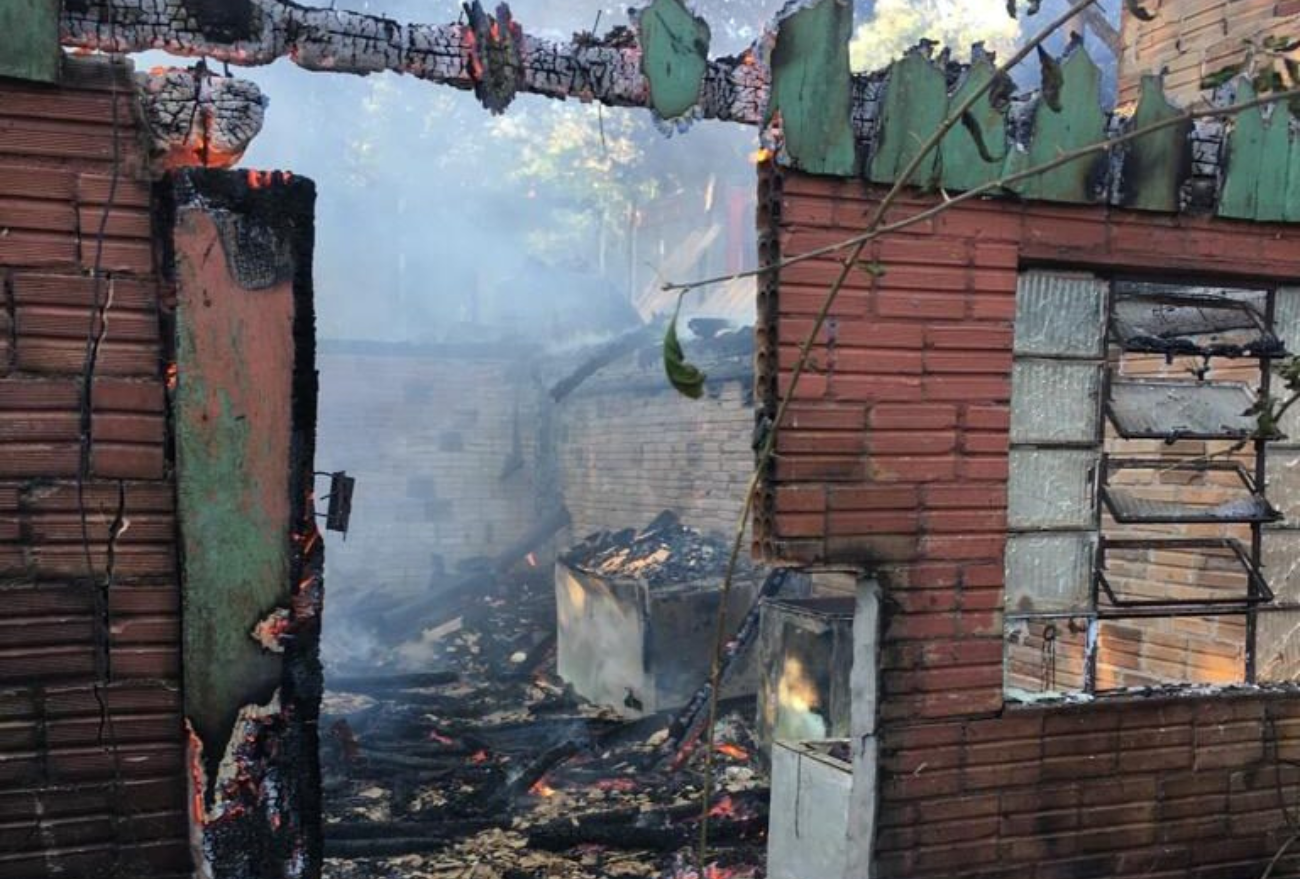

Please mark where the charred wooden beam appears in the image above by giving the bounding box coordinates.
[61,0,768,121]
[136,63,267,172]
[527,813,767,853]
[326,817,506,841]
[328,671,459,693]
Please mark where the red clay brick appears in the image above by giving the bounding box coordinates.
[869,403,959,430]
[926,324,1013,350]
[877,291,968,320]
[869,430,958,455]
[924,351,1013,375]
[827,484,918,510]
[831,374,921,402]
[922,375,1011,403]
[869,455,959,483]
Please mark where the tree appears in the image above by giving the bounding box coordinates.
[849,0,1021,71]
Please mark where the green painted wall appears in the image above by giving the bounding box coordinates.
[173,207,298,773]
[0,0,59,83]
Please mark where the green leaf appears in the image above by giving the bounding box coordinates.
[855,259,887,278]
[1254,68,1286,94]
[663,298,707,399]
[1284,57,1300,86]
[1038,45,1063,112]
[1200,64,1243,91]
[1125,0,1156,22]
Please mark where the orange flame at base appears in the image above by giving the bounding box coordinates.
[715,743,749,761]
[529,779,557,798]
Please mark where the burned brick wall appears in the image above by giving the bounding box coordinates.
[553,336,756,542]
[316,342,543,595]
[768,167,1300,878]
[0,56,191,878]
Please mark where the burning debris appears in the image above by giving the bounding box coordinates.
[136,63,267,172]
[561,512,743,588]
[555,514,770,719]
[320,563,771,879]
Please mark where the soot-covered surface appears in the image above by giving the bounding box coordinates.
[320,568,770,879]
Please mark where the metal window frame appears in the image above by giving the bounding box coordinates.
[1099,456,1280,525]
[1006,273,1284,700]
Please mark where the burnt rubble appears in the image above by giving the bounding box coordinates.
[320,562,769,879]
[562,512,751,589]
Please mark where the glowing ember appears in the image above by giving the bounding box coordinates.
[165,362,179,392]
[469,749,490,765]
[715,743,749,761]
[185,722,207,824]
[529,779,557,797]
[708,795,736,819]
[749,148,774,164]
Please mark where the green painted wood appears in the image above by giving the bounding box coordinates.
[766,0,857,178]
[1220,80,1267,220]
[1009,47,1107,203]
[638,0,711,121]
[1254,98,1292,222]
[869,51,948,187]
[0,0,59,84]
[939,57,1008,193]
[1123,74,1188,213]
[1285,115,1300,223]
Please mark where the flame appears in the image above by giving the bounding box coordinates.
[185,722,207,825]
[749,148,774,165]
[165,362,179,392]
[529,778,557,798]
[777,656,820,715]
[708,796,736,819]
[247,170,273,189]
[715,743,749,761]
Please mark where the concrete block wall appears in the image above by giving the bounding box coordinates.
[0,58,189,877]
[316,343,542,596]
[557,374,754,541]
[767,167,1300,878]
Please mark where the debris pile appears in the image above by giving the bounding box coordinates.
[562,511,748,587]
[321,560,770,879]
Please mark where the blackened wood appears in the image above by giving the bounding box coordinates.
[329,671,459,693]
[326,817,506,841]
[487,740,581,811]
[664,569,790,761]
[526,815,766,853]
[323,837,455,858]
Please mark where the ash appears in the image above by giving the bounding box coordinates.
[321,565,769,879]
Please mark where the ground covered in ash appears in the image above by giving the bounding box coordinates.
[320,569,769,879]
